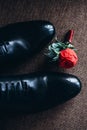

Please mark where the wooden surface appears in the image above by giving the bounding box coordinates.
[0,0,87,130]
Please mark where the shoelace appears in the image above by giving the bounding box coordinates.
[0,41,9,56]
[0,80,30,100]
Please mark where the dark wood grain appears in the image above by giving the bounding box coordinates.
[0,0,86,130]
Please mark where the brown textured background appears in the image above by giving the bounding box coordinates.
[0,0,87,130]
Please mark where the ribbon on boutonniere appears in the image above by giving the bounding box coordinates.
[47,30,78,69]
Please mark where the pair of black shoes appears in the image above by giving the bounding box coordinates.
[0,20,81,113]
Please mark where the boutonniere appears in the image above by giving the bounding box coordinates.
[47,30,78,69]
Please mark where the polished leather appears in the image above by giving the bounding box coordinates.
[0,72,81,113]
[0,20,55,64]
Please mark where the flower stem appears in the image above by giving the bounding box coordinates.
[67,30,74,43]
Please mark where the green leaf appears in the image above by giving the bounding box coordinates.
[57,42,64,47]
[51,43,59,48]
[67,44,74,48]
[47,50,56,58]
[73,49,77,51]
[52,54,59,61]
[52,48,60,54]
[48,45,52,50]
[55,48,60,52]
[53,56,58,61]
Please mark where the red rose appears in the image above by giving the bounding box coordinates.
[59,48,78,68]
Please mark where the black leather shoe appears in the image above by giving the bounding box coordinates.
[0,20,55,65]
[0,72,81,113]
